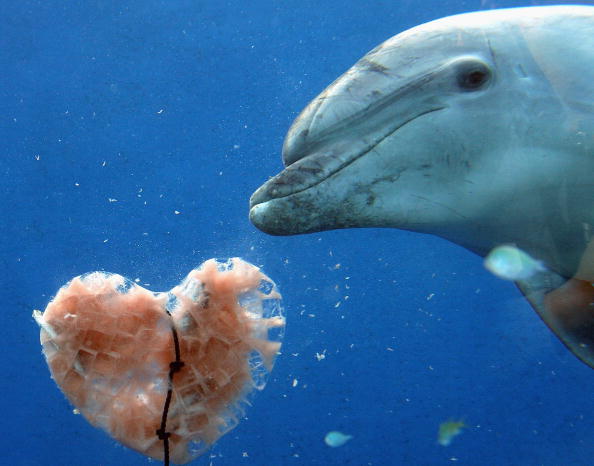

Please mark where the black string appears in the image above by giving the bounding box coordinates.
[157,310,185,466]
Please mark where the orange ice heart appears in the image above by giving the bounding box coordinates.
[34,258,284,464]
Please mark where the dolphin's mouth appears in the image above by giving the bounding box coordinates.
[249,107,444,209]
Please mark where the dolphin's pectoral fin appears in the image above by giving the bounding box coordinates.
[516,272,594,368]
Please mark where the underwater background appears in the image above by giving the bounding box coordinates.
[3,0,594,464]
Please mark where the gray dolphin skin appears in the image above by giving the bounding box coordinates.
[250,6,594,368]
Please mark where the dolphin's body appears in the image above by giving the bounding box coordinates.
[250,6,594,367]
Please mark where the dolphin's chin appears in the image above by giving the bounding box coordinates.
[249,192,360,236]
[249,200,300,235]
[248,149,362,235]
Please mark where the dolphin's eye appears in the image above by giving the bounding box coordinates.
[455,60,491,91]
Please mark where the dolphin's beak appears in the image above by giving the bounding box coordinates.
[249,55,445,234]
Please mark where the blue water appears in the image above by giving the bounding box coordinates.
[3,1,593,465]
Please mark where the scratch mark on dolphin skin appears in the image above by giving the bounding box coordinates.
[359,58,390,75]
[352,169,408,206]
[487,39,497,63]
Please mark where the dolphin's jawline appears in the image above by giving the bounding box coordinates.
[250,106,445,208]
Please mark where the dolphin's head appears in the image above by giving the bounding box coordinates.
[250,6,594,262]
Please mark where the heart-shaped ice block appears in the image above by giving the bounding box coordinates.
[34,258,285,464]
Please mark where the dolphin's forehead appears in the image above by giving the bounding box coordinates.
[385,5,594,106]
[392,4,594,42]
[351,4,594,83]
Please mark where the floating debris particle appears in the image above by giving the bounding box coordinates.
[315,350,326,361]
[438,420,465,446]
[324,431,353,447]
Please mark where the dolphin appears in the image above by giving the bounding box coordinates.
[249,6,594,367]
